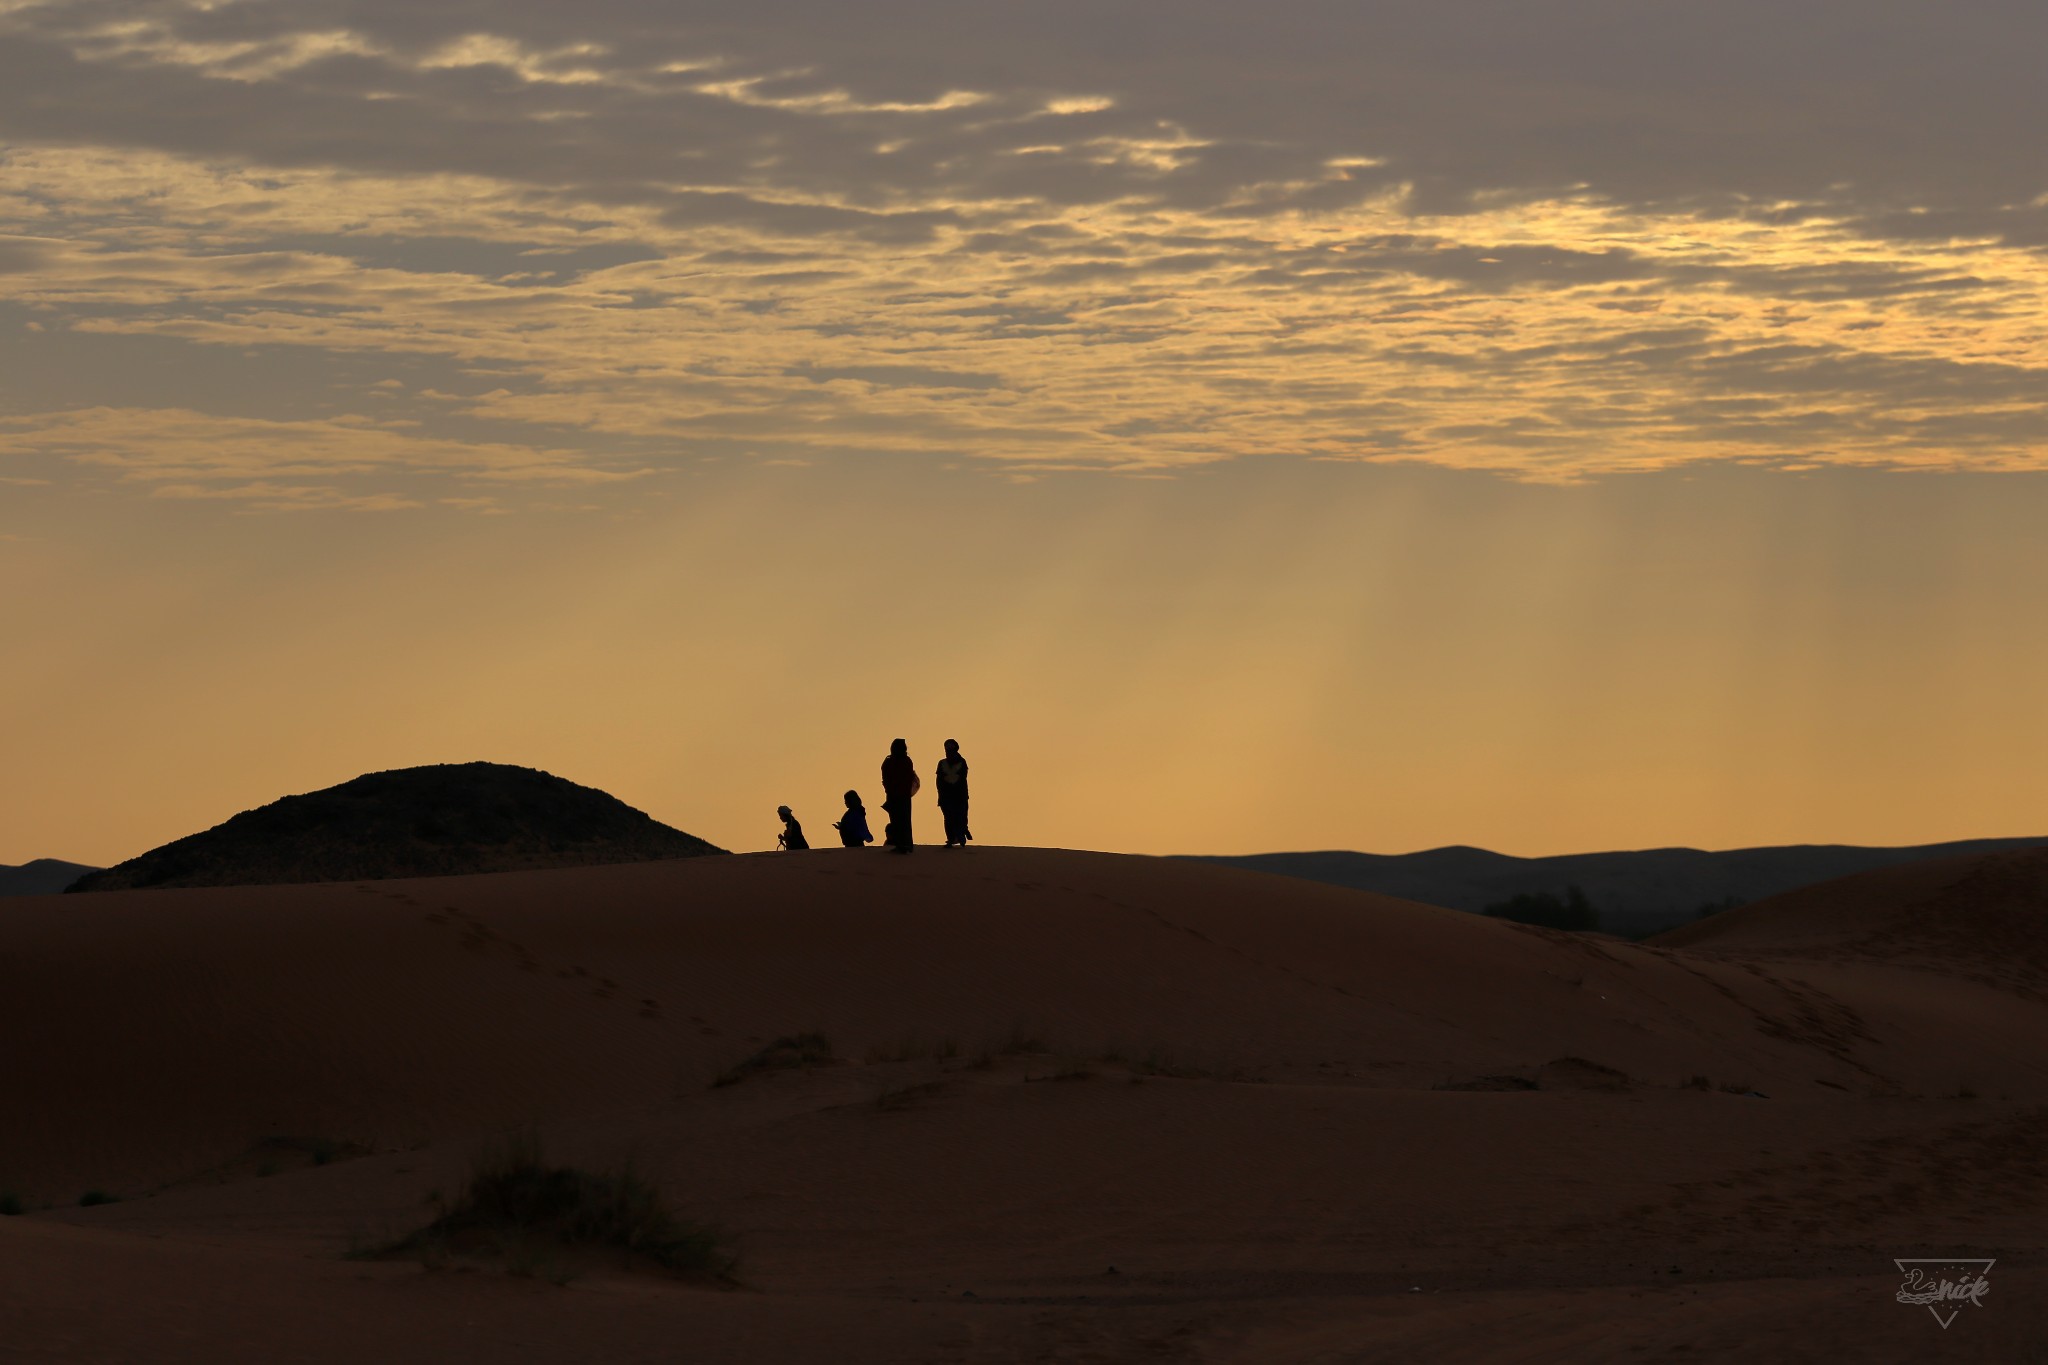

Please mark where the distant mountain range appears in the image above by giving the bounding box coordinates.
[0,859,101,896]
[1185,837,2048,937]
[67,762,726,892]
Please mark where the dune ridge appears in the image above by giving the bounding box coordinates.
[1193,835,2048,936]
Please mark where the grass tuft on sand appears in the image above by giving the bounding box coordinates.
[368,1136,735,1284]
[712,1031,834,1087]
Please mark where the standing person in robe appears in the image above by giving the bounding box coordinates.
[880,738,919,853]
[935,738,971,847]
[834,790,874,848]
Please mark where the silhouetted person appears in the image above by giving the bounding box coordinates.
[834,790,874,848]
[935,738,971,847]
[776,805,808,851]
[880,738,919,852]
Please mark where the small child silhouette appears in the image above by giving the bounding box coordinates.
[776,805,809,851]
[833,790,874,848]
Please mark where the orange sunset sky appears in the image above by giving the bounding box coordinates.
[6,2,2048,864]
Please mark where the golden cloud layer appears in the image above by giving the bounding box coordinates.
[4,3,2046,509]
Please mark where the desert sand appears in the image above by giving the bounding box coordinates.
[3,846,2043,1362]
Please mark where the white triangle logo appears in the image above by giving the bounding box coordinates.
[1894,1258,1995,1329]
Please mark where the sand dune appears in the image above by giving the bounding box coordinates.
[4,847,2043,1361]
[1192,834,2048,937]
[1661,845,2048,978]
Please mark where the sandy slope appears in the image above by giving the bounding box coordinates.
[3,847,2043,1362]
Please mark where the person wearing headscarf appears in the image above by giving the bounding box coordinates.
[934,738,971,847]
[834,790,874,848]
[880,738,919,852]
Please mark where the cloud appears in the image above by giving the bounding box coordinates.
[0,405,642,486]
[0,234,56,274]
[11,2,2044,224]
[147,480,425,512]
[4,0,2048,502]
[788,363,1003,390]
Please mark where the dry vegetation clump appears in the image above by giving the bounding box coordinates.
[863,1035,960,1064]
[368,1137,735,1284]
[712,1031,835,1087]
[250,1134,372,1177]
[873,1080,953,1111]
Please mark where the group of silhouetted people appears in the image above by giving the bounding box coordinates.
[777,738,970,854]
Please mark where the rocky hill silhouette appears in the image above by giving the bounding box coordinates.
[66,763,725,892]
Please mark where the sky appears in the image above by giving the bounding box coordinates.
[6,1,2048,863]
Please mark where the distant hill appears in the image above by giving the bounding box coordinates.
[0,859,101,896]
[1184,837,2048,937]
[68,763,726,893]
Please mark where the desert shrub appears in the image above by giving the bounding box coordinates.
[77,1190,116,1207]
[1484,885,1599,932]
[0,1192,23,1216]
[1436,1074,1539,1092]
[372,1137,734,1282]
[874,1080,951,1111]
[1125,1048,1216,1080]
[864,1035,959,1064]
[712,1032,834,1087]
[252,1134,369,1172]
